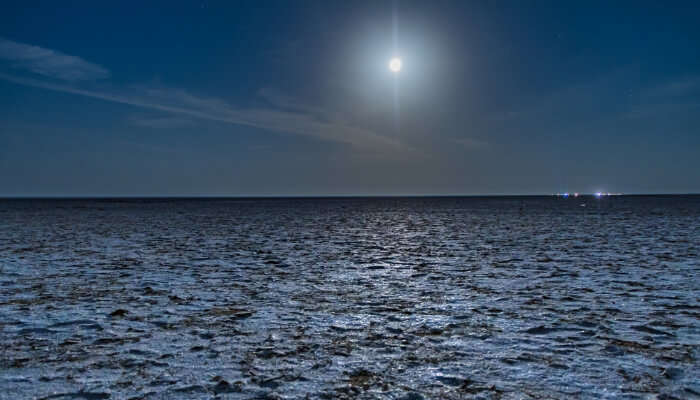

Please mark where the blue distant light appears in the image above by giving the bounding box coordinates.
[557,191,621,198]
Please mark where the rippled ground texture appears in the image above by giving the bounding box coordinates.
[1,197,699,399]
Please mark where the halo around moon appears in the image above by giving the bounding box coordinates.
[389,57,402,73]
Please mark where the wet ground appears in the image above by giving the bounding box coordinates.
[1,196,699,399]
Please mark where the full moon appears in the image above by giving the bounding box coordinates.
[389,57,402,73]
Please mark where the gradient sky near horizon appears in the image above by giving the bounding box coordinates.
[1,0,699,196]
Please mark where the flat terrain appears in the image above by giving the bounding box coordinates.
[1,196,698,399]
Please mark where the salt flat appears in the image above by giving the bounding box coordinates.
[1,196,698,399]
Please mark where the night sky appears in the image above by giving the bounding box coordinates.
[1,1,699,196]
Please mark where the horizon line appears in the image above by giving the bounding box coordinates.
[1,193,699,200]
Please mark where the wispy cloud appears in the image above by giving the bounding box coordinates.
[0,38,414,154]
[0,37,109,81]
[641,76,700,99]
[482,70,700,131]
[127,114,195,129]
[0,72,404,153]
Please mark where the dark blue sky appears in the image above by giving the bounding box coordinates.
[1,0,699,196]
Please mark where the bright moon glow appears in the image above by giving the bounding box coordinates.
[389,57,402,72]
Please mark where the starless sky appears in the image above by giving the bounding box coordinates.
[1,0,699,196]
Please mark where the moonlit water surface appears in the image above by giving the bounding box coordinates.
[1,196,698,399]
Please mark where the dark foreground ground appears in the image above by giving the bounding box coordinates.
[1,196,699,399]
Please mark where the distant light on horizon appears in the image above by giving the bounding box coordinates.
[556,191,622,198]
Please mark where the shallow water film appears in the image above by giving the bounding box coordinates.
[1,196,699,399]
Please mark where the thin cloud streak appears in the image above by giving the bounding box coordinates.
[0,72,405,153]
[0,37,110,81]
[127,114,195,129]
